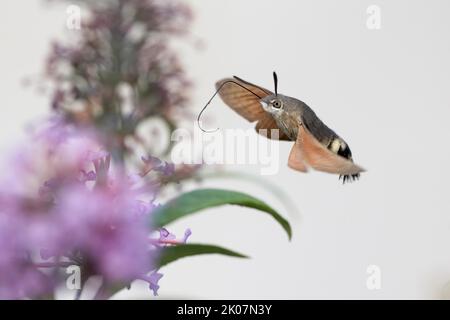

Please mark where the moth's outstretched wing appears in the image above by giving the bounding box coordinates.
[216,77,271,122]
[288,133,309,172]
[295,124,365,175]
[255,114,290,140]
[216,77,290,140]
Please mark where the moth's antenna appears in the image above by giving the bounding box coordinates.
[197,80,263,133]
[273,71,278,96]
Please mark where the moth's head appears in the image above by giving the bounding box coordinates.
[259,71,287,116]
[260,94,286,116]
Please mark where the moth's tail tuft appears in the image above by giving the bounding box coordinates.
[339,173,360,184]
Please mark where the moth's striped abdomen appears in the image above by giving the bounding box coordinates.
[327,138,360,183]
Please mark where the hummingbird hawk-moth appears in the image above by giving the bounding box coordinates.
[198,72,365,183]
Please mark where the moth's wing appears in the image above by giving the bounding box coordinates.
[297,125,365,175]
[288,134,309,172]
[215,77,272,122]
[255,114,290,141]
[216,77,290,140]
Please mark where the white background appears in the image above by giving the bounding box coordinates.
[2,0,450,299]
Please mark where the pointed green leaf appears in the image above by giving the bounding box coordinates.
[157,243,248,268]
[152,188,292,239]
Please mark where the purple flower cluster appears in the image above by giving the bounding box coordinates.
[0,119,188,299]
[43,0,193,164]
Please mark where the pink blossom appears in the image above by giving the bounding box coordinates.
[0,121,191,298]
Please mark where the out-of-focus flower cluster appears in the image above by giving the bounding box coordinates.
[0,119,190,299]
[44,0,194,164]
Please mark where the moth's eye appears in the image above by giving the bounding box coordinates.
[272,100,282,109]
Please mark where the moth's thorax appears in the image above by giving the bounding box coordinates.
[274,112,300,141]
[271,95,306,141]
[260,94,316,141]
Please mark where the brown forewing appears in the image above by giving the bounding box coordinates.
[255,114,290,140]
[216,77,290,140]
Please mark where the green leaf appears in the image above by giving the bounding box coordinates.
[199,170,300,220]
[153,188,292,239]
[157,243,248,268]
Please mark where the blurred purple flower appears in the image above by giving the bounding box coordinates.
[43,0,195,165]
[159,228,176,242]
[157,227,192,246]
[53,184,151,281]
[159,162,175,176]
[142,155,175,176]
[148,271,164,296]
[0,120,192,298]
[0,214,51,299]
[8,0,202,299]
[142,155,162,168]
[139,271,163,296]
[80,170,97,182]
[182,229,192,243]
